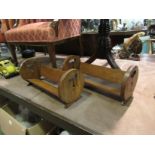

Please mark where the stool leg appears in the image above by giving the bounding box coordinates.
[79,36,84,56]
[85,35,98,64]
[47,44,57,68]
[8,44,18,66]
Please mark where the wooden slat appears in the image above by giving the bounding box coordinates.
[28,79,58,96]
[80,63,125,84]
[40,65,64,83]
[85,79,120,96]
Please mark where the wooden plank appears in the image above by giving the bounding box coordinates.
[40,65,64,83]
[80,63,125,84]
[58,69,84,106]
[28,79,58,96]
[47,44,56,67]
[85,79,120,96]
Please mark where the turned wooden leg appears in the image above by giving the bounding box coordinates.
[83,20,119,68]
[85,35,98,63]
[47,44,57,67]
[98,19,119,69]
[79,36,84,57]
[8,44,18,66]
[105,51,119,69]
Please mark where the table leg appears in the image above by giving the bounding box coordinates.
[85,19,119,69]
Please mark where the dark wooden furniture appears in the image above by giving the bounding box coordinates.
[81,30,147,45]
[79,29,147,61]
[84,19,119,68]
[110,29,147,45]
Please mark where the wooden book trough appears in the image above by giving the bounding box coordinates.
[62,56,139,104]
[20,56,84,107]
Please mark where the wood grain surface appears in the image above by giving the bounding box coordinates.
[20,56,84,106]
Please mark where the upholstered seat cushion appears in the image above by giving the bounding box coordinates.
[5,22,56,42]
[58,19,81,39]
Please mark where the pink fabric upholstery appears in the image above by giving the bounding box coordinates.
[5,19,81,43]
[58,19,81,39]
[18,19,30,27]
[0,19,8,42]
[18,19,52,27]
[5,22,56,42]
[36,19,52,22]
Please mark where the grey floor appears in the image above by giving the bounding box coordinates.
[0,44,13,135]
